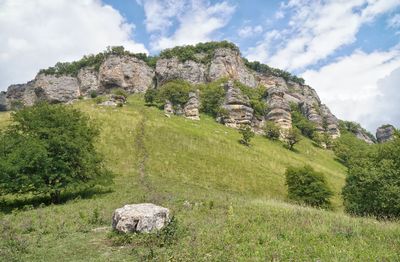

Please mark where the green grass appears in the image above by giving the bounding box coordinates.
[0,95,399,261]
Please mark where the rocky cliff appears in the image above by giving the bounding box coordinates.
[376,124,396,143]
[1,42,363,140]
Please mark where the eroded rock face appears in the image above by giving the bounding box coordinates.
[266,86,292,130]
[0,92,8,111]
[354,128,375,144]
[156,58,207,85]
[376,124,396,143]
[99,55,154,93]
[112,203,170,233]
[209,48,257,87]
[300,102,324,132]
[219,81,254,128]
[183,91,200,120]
[320,104,340,139]
[34,74,80,103]
[77,67,100,96]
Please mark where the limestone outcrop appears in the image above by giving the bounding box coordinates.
[34,74,80,103]
[266,86,292,130]
[77,67,100,96]
[376,124,396,143]
[320,104,340,139]
[99,55,154,93]
[112,203,170,233]
[219,81,254,128]
[183,91,200,120]
[156,58,207,85]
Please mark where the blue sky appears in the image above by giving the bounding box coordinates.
[1,0,400,131]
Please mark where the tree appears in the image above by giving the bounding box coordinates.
[264,121,280,141]
[199,79,226,117]
[158,80,192,107]
[342,130,400,218]
[0,103,111,203]
[239,125,254,146]
[284,128,302,150]
[285,165,332,208]
[144,88,159,105]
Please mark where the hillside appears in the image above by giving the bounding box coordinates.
[1,96,399,261]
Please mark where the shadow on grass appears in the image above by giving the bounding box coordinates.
[0,186,113,214]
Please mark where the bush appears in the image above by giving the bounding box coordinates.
[94,96,106,104]
[284,128,302,150]
[290,103,315,139]
[333,133,369,167]
[285,165,332,208]
[112,88,128,99]
[342,131,400,218]
[264,121,280,140]
[239,125,254,146]
[90,91,98,98]
[144,88,159,105]
[0,103,112,203]
[235,81,267,118]
[158,80,192,107]
[199,79,227,117]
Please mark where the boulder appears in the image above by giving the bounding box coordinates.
[112,203,170,233]
[219,81,254,128]
[266,86,292,130]
[208,48,257,88]
[77,67,101,96]
[34,74,80,103]
[376,124,396,143]
[99,94,126,107]
[164,100,174,115]
[183,91,200,120]
[99,55,154,93]
[155,58,207,85]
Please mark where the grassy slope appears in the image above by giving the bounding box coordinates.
[0,96,399,261]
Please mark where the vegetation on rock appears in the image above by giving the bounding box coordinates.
[239,125,254,146]
[290,102,315,139]
[234,81,268,118]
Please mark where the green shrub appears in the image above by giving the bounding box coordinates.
[285,165,332,208]
[333,133,369,167]
[158,80,192,106]
[199,79,227,117]
[239,125,254,146]
[235,81,267,118]
[290,103,315,139]
[144,88,159,105]
[90,91,98,98]
[264,121,280,140]
[94,96,106,104]
[342,131,400,218]
[0,103,112,203]
[112,88,128,99]
[284,128,302,150]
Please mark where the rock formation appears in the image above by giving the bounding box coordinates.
[183,91,200,120]
[112,203,170,233]
[266,86,292,130]
[320,104,340,139]
[156,58,207,85]
[376,124,396,143]
[219,81,254,128]
[34,74,80,103]
[99,55,154,93]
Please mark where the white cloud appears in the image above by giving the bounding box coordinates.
[238,25,263,38]
[140,0,236,51]
[387,13,400,28]
[0,0,147,91]
[302,47,400,132]
[246,0,400,70]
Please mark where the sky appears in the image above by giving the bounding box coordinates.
[0,0,399,132]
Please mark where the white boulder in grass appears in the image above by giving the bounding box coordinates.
[112,203,170,233]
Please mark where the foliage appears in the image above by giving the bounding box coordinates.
[39,46,156,77]
[144,88,159,105]
[342,131,400,218]
[90,91,98,98]
[285,165,333,208]
[239,125,254,146]
[157,80,193,106]
[333,133,369,167]
[339,120,376,143]
[159,41,239,63]
[111,88,128,99]
[234,81,268,118]
[0,103,111,203]
[264,121,281,141]
[243,58,305,85]
[284,128,302,150]
[312,132,334,149]
[198,79,227,117]
[290,103,315,139]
